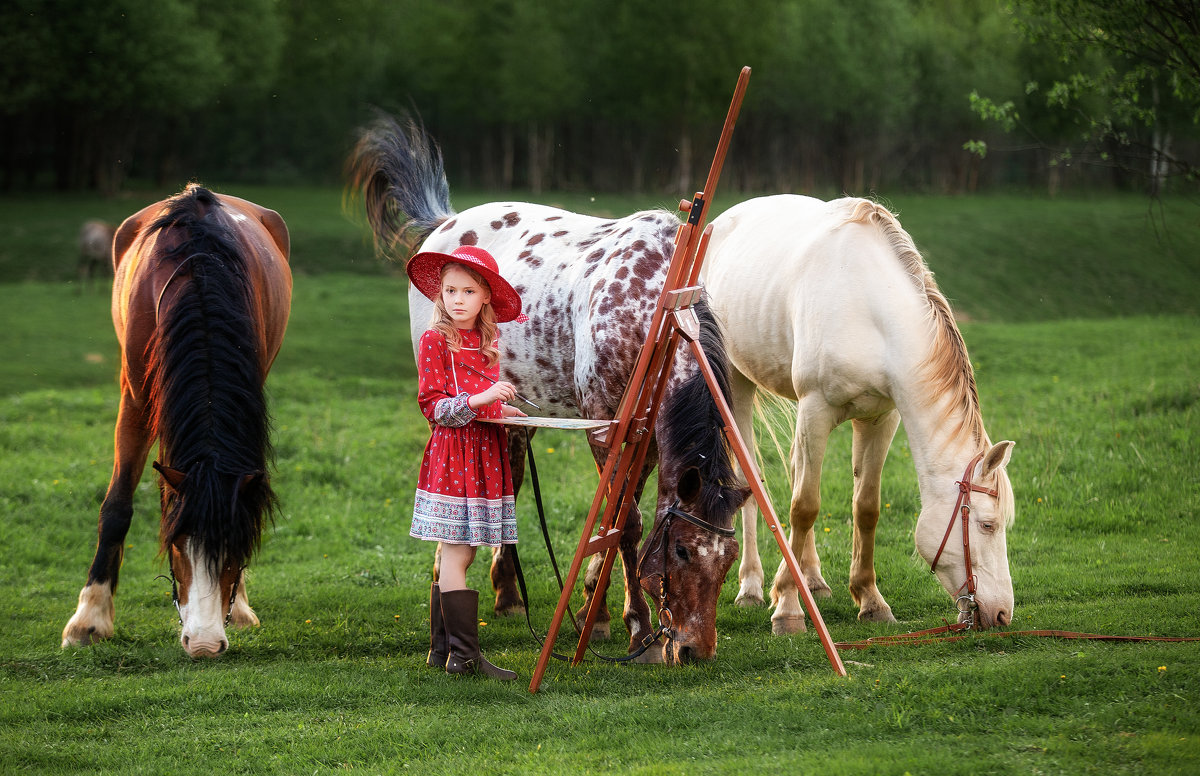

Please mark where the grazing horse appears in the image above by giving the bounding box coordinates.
[703,194,1015,632]
[348,114,750,663]
[61,184,292,657]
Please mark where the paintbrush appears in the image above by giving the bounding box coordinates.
[457,362,541,410]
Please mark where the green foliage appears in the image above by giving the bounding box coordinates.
[10,0,1190,194]
[970,0,1200,188]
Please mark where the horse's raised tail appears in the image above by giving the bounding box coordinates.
[345,111,454,258]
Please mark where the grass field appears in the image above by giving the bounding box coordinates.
[1,187,1198,774]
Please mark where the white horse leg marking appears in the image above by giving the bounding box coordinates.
[61,583,115,647]
[228,568,258,628]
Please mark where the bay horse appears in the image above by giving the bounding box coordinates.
[348,114,750,664]
[61,184,292,657]
[702,194,1016,632]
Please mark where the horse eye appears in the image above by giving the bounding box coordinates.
[674,543,689,561]
[979,521,996,533]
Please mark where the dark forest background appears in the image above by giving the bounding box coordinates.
[3,0,1197,197]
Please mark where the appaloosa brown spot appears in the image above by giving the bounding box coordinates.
[490,220,503,230]
[527,233,545,246]
[545,215,562,221]
[633,251,660,279]
[553,230,568,238]
[459,231,478,246]
[504,212,521,227]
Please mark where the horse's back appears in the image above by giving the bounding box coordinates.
[705,194,931,403]
[112,189,292,369]
[410,201,680,418]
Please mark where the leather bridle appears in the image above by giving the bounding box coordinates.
[163,553,243,628]
[639,500,736,646]
[928,451,998,630]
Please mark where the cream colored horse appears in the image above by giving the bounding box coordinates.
[703,194,1015,632]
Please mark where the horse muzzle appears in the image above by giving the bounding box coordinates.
[663,628,718,665]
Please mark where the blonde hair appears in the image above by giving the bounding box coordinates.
[428,262,500,367]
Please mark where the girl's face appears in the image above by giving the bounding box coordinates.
[440,264,491,329]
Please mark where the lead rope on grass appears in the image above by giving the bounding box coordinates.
[834,621,1200,650]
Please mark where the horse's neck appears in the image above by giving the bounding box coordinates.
[898,389,988,494]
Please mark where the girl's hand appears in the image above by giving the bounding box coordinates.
[469,381,517,409]
[501,403,527,418]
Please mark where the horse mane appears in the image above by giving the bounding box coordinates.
[659,298,751,523]
[145,184,277,574]
[842,199,985,445]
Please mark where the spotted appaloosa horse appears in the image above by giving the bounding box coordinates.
[61,184,292,657]
[703,194,1016,633]
[349,114,749,663]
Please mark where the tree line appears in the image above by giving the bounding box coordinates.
[2,0,1196,196]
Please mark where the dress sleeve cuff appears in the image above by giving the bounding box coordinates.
[433,392,477,427]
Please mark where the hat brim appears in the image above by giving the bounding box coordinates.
[406,249,523,323]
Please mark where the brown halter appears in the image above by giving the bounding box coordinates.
[928,452,998,629]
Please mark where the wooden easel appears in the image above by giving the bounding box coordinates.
[527,67,847,693]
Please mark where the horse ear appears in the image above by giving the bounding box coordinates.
[230,471,265,515]
[238,471,265,492]
[676,467,702,504]
[980,441,1015,479]
[153,461,187,491]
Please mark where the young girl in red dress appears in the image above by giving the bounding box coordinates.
[406,245,526,680]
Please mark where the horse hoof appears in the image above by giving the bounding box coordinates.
[632,644,663,663]
[493,600,526,618]
[734,591,765,607]
[588,622,611,642]
[61,624,111,648]
[771,615,807,635]
[229,609,260,629]
[858,607,896,624]
[810,584,833,599]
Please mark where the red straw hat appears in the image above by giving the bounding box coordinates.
[406,245,523,323]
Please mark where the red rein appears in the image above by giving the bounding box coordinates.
[928,452,998,624]
[836,452,1200,650]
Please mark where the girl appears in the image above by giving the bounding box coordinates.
[406,245,525,680]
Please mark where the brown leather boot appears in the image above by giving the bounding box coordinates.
[427,582,448,668]
[440,588,516,680]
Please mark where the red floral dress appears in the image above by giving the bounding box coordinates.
[410,327,517,546]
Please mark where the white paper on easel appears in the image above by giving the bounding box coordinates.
[477,416,612,431]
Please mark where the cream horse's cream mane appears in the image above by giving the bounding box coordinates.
[841,199,985,447]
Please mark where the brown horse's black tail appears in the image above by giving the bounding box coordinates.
[345,110,455,260]
[145,185,277,577]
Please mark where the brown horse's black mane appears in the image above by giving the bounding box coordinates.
[659,298,750,524]
[145,185,276,574]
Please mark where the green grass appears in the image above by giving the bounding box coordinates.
[1,189,1199,774]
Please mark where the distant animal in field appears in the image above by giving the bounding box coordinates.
[77,219,115,290]
[62,184,292,657]
[703,194,1016,633]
